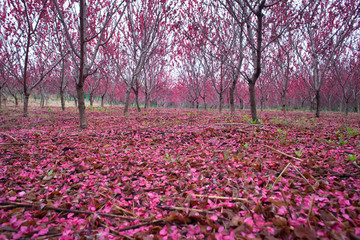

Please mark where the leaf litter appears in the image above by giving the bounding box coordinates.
[0,107,360,239]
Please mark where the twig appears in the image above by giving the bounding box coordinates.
[99,223,134,239]
[0,143,27,145]
[0,132,17,141]
[307,197,315,229]
[264,145,303,162]
[351,161,360,170]
[117,220,163,232]
[158,205,220,213]
[215,123,247,126]
[98,192,138,217]
[0,201,143,221]
[0,226,18,232]
[36,234,62,240]
[280,190,293,219]
[328,211,343,225]
[273,162,291,186]
[291,164,316,192]
[192,194,248,202]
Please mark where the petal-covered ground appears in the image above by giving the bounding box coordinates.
[1,107,360,239]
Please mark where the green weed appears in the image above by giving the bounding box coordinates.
[337,133,348,146]
[223,150,230,160]
[294,149,303,157]
[348,154,358,161]
[277,129,289,143]
[346,127,359,136]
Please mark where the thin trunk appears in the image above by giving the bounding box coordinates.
[315,89,320,118]
[229,80,236,115]
[144,92,150,109]
[60,57,66,111]
[60,88,65,111]
[281,94,286,114]
[135,90,140,112]
[22,32,31,117]
[90,93,94,106]
[14,95,18,106]
[76,83,87,129]
[249,82,257,122]
[23,94,30,117]
[345,99,349,116]
[101,95,104,107]
[77,0,88,129]
[219,92,223,113]
[124,84,132,115]
[40,86,45,108]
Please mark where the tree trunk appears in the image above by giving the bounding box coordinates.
[89,93,94,106]
[101,95,105,107]
[60,88,65,111]
[219,92,223,113]
[124,84,132,115]
[281,94,286,114]
[135,92,141,112]
[14,95,18,106]
[77,0,88,129]
[229,81,236,115]
[144,93,150,109]
[315,89,321,118]
[249,82,258,122]
[40,87,45,108]
[76,84,87,129]
[23,94,30,117]
[344,99,349,116]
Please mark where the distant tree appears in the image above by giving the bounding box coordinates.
[52,0,127,128]
[291,0,360,117]
[2,0,65,116]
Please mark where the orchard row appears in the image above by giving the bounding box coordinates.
[1,0,359,128]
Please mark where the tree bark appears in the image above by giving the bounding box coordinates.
[40,86,45,108]
[60,88,65,111]
[101,95,105,107]
[89,93,94,106]
[219,92,223,113]
[249,82,257,122]
[135,91,141,112]
[77,0,88,129]
[76,83,87,129]
[14,95,18,106]
[123,84,132,115]
[23,94,30,117]
[344,99,349,116]
[315,89,320,118]
[229,79,236,115]
[281,94,286,113]
[144,92,150,109]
